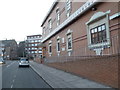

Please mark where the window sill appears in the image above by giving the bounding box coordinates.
[57,51,60,53]
[88,42,110,49]
[67,49,72,52]
[49,53,52,55]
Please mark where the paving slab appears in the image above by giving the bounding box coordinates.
[30,61,112,88]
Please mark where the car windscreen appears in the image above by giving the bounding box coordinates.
[0,58,3,61]
[20,59,26,61]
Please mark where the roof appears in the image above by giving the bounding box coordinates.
[2,40,17,46]
[27,34,42,37]
[41,0,58,27]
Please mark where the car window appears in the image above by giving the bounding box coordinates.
[0,58,3,61]
[20,59,26,61]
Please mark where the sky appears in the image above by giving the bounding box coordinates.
[0,0,54,43]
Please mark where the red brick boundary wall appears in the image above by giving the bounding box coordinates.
[46,55,119,88]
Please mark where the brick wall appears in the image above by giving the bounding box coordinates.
[46,55,119,88]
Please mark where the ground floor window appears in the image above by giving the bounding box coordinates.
[91,24,107,44]
[57,39,60,52]
[48,42,52,54]
[66,33,72,51]
[86,11,111,55]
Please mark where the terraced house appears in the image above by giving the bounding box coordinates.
[41,0,120,88]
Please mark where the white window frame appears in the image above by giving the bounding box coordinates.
[56,8,60,26]
[48,41,52,55]
[66,29,73,51]
[43,26,45,35]
[86,11,111,50]
[66,0,71,18]
[56,36,61,53]
[48,18,52,32]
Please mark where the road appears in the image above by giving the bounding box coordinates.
[2,60,51,88]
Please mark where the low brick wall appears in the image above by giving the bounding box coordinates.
[46,55,119,88]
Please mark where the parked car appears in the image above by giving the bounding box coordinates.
[19,58,29,67]
[0,58,5,64]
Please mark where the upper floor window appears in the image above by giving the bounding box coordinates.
[48,19,52,31]
[56,8,60,26]
[48,41,52,55]
[66,0,71,17]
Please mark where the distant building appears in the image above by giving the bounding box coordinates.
[2,39,18,60]
[17,41,26,57]
[0,41,4,58]
[25,34,42,59]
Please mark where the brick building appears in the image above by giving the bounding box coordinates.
[2,39,18,60]
[41,0,120,88]
[0,41,4,58]
[25,34,42,60]
[41,0,119,57]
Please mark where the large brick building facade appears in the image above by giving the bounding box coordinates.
[41,0,120,88]
[41,1,119,57]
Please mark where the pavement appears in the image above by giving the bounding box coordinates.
[30,61,112,88]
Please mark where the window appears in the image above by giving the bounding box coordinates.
[32,44,34,46]
[56,9,60,26]
[90,24,107,44]
[48,19,52,31]
[35,51,37,53]
[48,42,52,54]
[32,48,34,50]
[35,40,37,42]
[29,44,31,47]
[66,0,71,17]
[62,38,65,43]
[31,40,34,43]
[86,11,111,54]
[57,38,60,52]
[66,29,72,51]
[31,51,34,54]
[39,51,42,53]
[67,34,72,50]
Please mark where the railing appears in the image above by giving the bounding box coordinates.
[45,35,119,63]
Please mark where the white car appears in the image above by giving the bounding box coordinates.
[0,58,5,64]
[19,58,29,67]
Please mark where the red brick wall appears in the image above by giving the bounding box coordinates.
[46,55,119,88]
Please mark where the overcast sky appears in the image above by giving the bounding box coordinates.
[0,0,54,42]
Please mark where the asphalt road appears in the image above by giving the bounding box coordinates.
[2,60,51,88]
